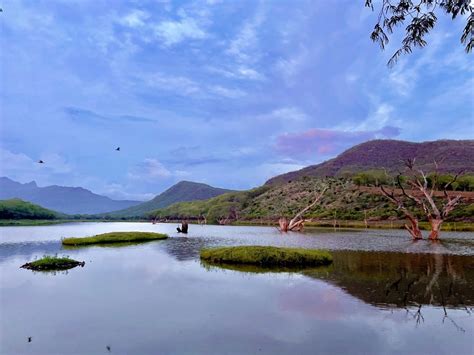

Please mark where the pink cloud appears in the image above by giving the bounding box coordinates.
[275,125,400,158]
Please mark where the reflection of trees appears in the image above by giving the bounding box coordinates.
[303,251,473,331]
[303,251,474,309]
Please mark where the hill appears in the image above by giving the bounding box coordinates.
[0,199,62,220]
[0,177,140,215]
[151,177,474,224]
[108,181,234,217]
[266,140,474,185]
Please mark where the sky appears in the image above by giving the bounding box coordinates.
[0,0,473,201]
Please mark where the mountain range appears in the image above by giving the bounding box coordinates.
[266,139,474,185]
[0,177,140,215]
[2,139,472,217]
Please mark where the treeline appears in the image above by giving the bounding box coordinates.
[0,199,58,220]
[351,170,474,191]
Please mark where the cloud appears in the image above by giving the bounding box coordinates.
[128,158,173,182]
[64,107,156,124]
[356,103,395,131]
[260,107,309,123]
[144,73,202,96]
[154,12,207,46]
[275,47,309,86]
[208,85,245,99]
[206,65,265,81]
[120,9,150,28]
[127,158,192,184]
[164,146,226,167]
[226,6,265,64]
[0,148,73,182]
[260,161,306,178]
[275,126,401,158]
[142,72,245,99]
[98,182,155,201]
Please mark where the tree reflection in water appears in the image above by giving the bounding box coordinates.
[302,250,473,331]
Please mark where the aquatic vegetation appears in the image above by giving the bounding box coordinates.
[200,246,332,267]
[61,231,168,245]
[20,256,85,271]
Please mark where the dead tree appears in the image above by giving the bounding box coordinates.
[381,159,463,240]
[177,220,188,234]
[218,217,229,225]
[404,159,463,240]
[198,215,207,225]
[381,181,423,240]
[279,187,327,232]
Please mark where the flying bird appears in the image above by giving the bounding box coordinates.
[115,147,120,151]
[28,337,32,343]
[106,345,111,352]
[38,160,44,164]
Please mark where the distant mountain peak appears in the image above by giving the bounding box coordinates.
[0,177,141,214]
[25,181,37,188]
[108,180,233,217]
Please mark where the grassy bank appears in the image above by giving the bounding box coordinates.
[0,219,69,226]
[20,256,85,271]
[200,246,333,267]
[62,231,168,246]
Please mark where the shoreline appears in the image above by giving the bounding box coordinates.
[1,218,473,232]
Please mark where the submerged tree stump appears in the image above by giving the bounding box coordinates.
[177,221,188,234]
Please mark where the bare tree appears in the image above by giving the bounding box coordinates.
[381,180,423,240]
[403,159,463,239]
[381,159,463,240]
[279,187,327,232]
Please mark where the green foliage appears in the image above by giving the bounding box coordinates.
[352,169,389,186]
[366,0,473,66]
[150,186,269,223]
[147,176,473,224]
[425,173,474,191]
[0,199,58,220]
[200,246,333,267]
[62,231,168,246]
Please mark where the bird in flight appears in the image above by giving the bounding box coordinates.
[38,160,44,164]
[115,147,120,151]
[28,337,32,343]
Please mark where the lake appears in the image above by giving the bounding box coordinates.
[1,222,473,355]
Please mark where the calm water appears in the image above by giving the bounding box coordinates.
[1,222,473,355]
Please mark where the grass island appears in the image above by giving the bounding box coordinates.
[20,256,85,271]
[200,246,333,267]
[61,231,168,246]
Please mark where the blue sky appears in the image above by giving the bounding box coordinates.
[0,0,472,200]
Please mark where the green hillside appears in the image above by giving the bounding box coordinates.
[150,177,474,224]
[0,199,62,220]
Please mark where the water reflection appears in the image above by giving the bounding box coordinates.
[204,251,474,308]
[303,251,474,309]
[1,224,474,354]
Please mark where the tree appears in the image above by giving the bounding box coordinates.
[381,159,463,240]
[365,0,473,66]
[278,187,327,232]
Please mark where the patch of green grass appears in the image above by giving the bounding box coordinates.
[62,231,168,246]
[20,255,84,271]
[200,246,333,268]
